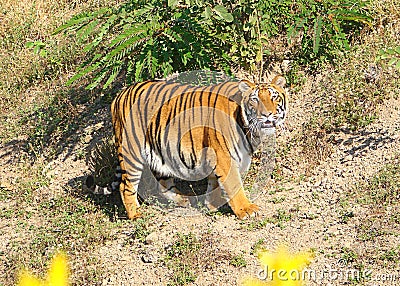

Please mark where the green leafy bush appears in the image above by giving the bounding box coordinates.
[288,0,373,63]
[54,0,233,89]
[55,0,373,89]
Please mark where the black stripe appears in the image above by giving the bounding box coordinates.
[122,154,143,170]
[143,81,163,125]
[168,84,193,131]
[122,113,143,158]
[158,81,176,106]
[207,84,218,109]
[190,88,197,122]
[146,122,155,153]
[165,141,172,162]
[221,130,233,158]
[236,111,254,154]
[181,90,194,121]
[153,83,181,158]
[225,83,238,100]
[127,86,137,106]
[119,87,130,121]
[188,128,196,169]
[190,153,196,170]
[214,82,229,99]
[177,114,191,169]
[153,109,162,150]
[138,81,158,128]
[198,89,204,106]
[124,82,147,122]
[117,150,142,169]
[121,142,143,165]
[123,86,141,127]
[232,139,242,161]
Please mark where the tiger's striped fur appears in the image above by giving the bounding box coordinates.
[111,75,287,219]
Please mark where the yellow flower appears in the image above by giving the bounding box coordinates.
[18,252,69,286]
[242,244,313,286]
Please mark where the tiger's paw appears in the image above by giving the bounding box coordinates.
[127,212,142,220]
[234,203,259,220]
[125,207,142,220]
[162,190,191,208]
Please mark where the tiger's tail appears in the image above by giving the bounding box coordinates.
[85,166,122,195]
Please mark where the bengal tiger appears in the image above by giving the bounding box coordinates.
[110,75,287,219]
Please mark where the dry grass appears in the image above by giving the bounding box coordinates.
[1,0,400,285]
[279,0,400,175]
[341,154,400,274]
[0,1,125,285]
[163,232,233,286]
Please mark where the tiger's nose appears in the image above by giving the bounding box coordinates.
[259,114,277,126]
[266,114,277,122]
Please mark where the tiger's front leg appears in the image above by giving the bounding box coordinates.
[214,155,259,219]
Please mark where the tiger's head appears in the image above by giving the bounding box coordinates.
[237,75,288,144]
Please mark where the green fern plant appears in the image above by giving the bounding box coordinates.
[54,1,233,89]
[55,0,373,89]
[206,0,296,77]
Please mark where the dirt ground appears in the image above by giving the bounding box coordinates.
[5,75,396,286]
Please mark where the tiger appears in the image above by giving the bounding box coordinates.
[110,75,288,220]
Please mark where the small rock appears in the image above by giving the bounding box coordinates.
[344,154,353,161]
[145,232,158,245]
[141,253,154,263]
[84,134,92,143]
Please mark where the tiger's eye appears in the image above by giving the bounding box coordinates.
[250,97,259,104]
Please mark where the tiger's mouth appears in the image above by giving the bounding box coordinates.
[260,121,276,129]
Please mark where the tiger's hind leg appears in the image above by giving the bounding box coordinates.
[118,156,143,219]
[205,173,228,211]
[119,171,142,219]
[158,178,190,207]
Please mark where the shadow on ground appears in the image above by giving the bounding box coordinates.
[342,129,395,159]
[16,84,119,163]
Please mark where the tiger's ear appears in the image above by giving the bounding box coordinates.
[231,80,254,103]
[238,80,253,92]
[272,75,286,88]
